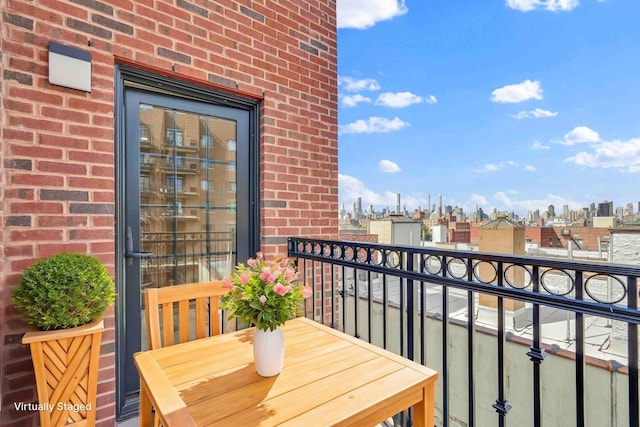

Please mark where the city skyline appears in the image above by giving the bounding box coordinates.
[336,1,640,218]
[342,192,640,223]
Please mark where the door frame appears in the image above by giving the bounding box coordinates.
[113,64,261,420]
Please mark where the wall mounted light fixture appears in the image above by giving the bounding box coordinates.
[48,41,92,92]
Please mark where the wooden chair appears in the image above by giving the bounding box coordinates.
[144,281,228,350]
[142,281,228,426]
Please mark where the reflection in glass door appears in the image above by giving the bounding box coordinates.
[138,105,237,288]
[119,88,250,415]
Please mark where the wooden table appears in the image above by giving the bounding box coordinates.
[134,317,438,426]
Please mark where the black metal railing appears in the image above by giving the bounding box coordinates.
[288,237,640,427]
[140,231,233,287]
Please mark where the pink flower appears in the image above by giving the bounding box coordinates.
[247,258,256,268]
[240,273,250,284]
[284,267,296,281]
[273,283,291,296]
[259,295,267,304]
[302,286,312,298]
[222,277,236,291]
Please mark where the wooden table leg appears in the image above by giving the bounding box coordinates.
[412,384,435,427]
[139,379,152,427]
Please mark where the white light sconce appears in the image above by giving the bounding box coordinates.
[48,41,92,92]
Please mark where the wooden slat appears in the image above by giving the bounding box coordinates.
[145,289,161,350]
[209,297,220,336]
[161,302,174,347]
[144,281,227,350]
[195,298,206,339]
[178,300,189,344]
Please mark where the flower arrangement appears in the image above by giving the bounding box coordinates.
[221,253,312,332]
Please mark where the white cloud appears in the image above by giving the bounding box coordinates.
[512,108,558,119]
[374,92,436,108]
[531,140,551,150]
[339,174,424,210]
[342,94,372,107]
[477,164,501,172]
[471,194,488,206]
[525,165,537,171]
[565,138,640,172]
[338,76,381,92]
[337,0,408,29]
[506,0,579,12]
[560,126,601,145]
[339,174,390,206]
[491,79,543,103]
[379,160,401,173]
[473,161,518,173]
[339,116,410,134]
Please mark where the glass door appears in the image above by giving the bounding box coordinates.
[119,88,250,413]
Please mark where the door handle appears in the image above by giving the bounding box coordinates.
[124,252,153,258]
[125,226,153,265]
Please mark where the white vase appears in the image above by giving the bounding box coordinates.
[253,326,284,377]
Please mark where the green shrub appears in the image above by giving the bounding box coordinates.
[12,253,115,330]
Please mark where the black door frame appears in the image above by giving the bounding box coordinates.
[113,65,260,420]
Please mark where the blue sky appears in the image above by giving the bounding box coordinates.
[336,0,640,217]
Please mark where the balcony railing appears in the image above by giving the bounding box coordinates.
[288,237,640,427]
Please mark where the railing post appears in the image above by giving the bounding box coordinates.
[466,257,475,427]
[575,271,585,427]
[442,254,449,427]
[526,265,546,427]
[628,276,639,427]
[492,262,512,427]
[406,251,414,361]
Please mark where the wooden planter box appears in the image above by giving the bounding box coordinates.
[22,318,105,427]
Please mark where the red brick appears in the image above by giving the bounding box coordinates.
[10,144,63,159]
[10,202,63,214]
[8,116,64,133]
[10,229,63,242]
[37,243,88,258]
[38,161,87,175]
[67,177,112,189]
[12,173,64,186]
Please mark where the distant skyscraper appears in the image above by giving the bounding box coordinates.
[598,201,613,217]
[547,204,555,219]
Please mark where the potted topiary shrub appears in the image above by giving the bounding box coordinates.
[12,253,115,427]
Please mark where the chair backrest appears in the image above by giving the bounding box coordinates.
[144,281,228,350]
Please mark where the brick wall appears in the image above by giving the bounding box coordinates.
[338,232,379,244]
[527,226,611,251]
[1,1,337,425]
